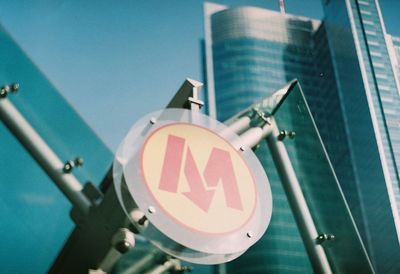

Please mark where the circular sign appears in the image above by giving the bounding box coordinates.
[113,109,272,264]
[141,123,257,234]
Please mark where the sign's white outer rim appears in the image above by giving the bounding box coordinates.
[113,109,272,258]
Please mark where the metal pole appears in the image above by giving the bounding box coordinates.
[144,259,180,274]
[227,116,251,135]
[0,98,91,214]
[119,251,158,274]
[266,119,332,274]
[237,124,272,149]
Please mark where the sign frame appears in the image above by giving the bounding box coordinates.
[113,109,272,264]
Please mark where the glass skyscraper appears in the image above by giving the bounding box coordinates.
[204,0,400,273]
[322,1,400,272]
[388,35,400,82]
[204,3,324,273]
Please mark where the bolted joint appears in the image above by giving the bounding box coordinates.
[278,130,296,141]
[252,144,261,152]
[112,228,135,254]
[130,209,149,232]
[63,161,74,173]
[74,157,84,166]
[149,117,157,125]
[188,97,204,109]
[251,107,271,127]
[138,215,148,226]
[0,88,7,98]
[148,206,156,214]
[63,157,84,173]
[115,240,132,254]
[316,233,335,244]
[11,83,19,92]
[0,83,20,98]
[173,265,193,273]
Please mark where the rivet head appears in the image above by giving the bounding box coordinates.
[0,88,7,98]
[246,231,253,238]
[278,130,287,140]
[74,157,84,167]
[148,206,156,214]
[3,85,10,93]
[115,241,131,253]
[150,118,157,124]
[239,146,245,152]
[11,83,19,92]
[63,162,73,173]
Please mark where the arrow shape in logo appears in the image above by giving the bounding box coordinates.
[157,134,243,212]
[182,147,215,212]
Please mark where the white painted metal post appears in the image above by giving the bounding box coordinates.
[0,97,91,214]
[235,124,272,150]
[119,252,158,274]
[226,116,251,135]
[144,259,180,274]
[266,118,332,274]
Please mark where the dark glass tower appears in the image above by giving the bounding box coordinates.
[204,3,322,273]
[204,0,400,273]
[388,35,400,82]
[322,0,400,272]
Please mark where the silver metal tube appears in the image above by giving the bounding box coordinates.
[120,252,157,274]
[266,119,332,274]
[144,259,180,274]
[0,98,91,214]
[238,124,272,149]
[98,228,135,272]
[227,116,251,135]
[97,249,121,273]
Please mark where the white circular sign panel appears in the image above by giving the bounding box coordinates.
[113,109,272,264]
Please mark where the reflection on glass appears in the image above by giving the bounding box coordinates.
[273,82,374,273]
[0,25,113,273]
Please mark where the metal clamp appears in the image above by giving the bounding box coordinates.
[252,108,271,126]
[188,97,204,109]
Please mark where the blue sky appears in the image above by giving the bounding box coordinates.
[0,0,399,150]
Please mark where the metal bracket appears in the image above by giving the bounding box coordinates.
[166,78,204,110]
[188,96,204,109]
[253,108,270,125]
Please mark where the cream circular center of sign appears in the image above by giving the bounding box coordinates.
[141,123,257,234]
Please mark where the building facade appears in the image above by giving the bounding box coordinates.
[204,0,400,273]
[388,35,400,83]
[204,3,320,274]
[322,0,400,272]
